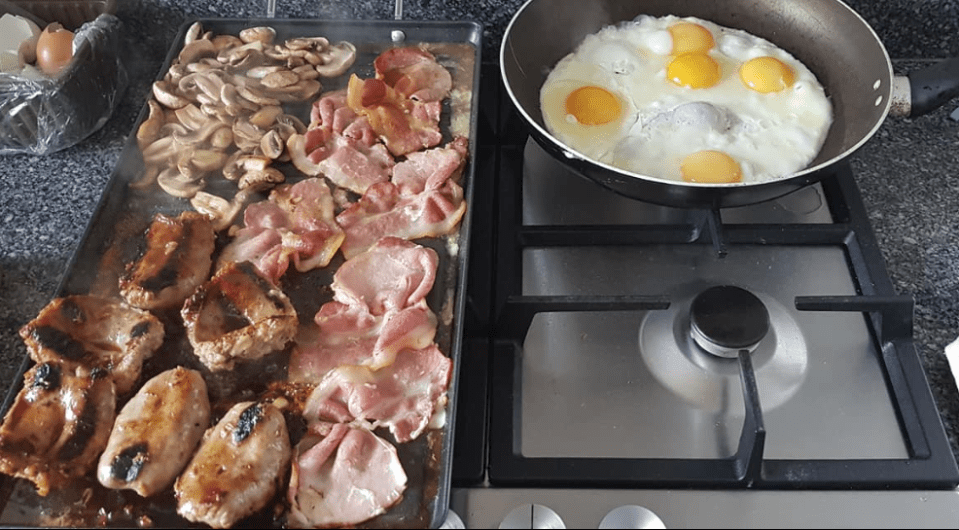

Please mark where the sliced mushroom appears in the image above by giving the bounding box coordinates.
[276,114,307,134]
[267,79,322,102]
[184,22,203,46]
[261,70,299,89]
[178,38,216,65]
[174,104,209,130]
[136,100,165,149]
[234,154,273,172]
[195,92,218,107]
[260,130,285,159]
[292,63,320,80]
[239,26,276,45]
[140,136,178,165]
[186,57,221,74]
[158,121,188,136]
[285,37,329,51]
[245,65,285,79]
[230,50,268,72]
[165,63,189,84]
[239,168,285,192]
[236,85,281,106]
[299,50,327,67]
[264,45,294,62]
[153,80,190,109]
[211,34,243,52]
[285,56,307,69]
[233,121,266,151]
[222,84,258,114]
[249,105,283,129]
[177,154,208,181]
[218,41,264,65]
[314,41,357,77]
[191,188,256,232]
[172,120,224,146]
[157,168,206,198]
[271,121,298,144]
[221,151,244,181]
[200,102,235,123]
[186,71,227,102]
[177,74,204,101]
[192,149,231,172]
[209,126,234,149]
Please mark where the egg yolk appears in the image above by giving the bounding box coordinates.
[739,56,795,93]
[667,53,721,89]
[669,22,715,55]
[565,86,622,125]
[681,150,743,183]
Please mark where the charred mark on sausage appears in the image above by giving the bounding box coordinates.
[29,326,91,362]
[130,321,153,339]
[110,443,150,483]
[31,363,61,390]
[233,402,264,444]
[56,395,99,462]
[138,261,181,293]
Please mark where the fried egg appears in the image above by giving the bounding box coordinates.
[540,15,833,184]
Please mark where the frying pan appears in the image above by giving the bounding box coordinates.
[500,0,959,208]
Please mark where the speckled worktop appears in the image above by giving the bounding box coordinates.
[1,0,958,470]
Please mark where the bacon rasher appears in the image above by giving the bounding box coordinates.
[218,178,344,284]
[336,138,468,259]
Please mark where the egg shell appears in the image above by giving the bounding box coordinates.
[35,23,75,76]
[0,13,41,72]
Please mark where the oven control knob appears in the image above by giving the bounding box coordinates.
[599,505,666,529]
[499,504,566,529]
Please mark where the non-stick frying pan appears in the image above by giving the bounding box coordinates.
[500,0,959,208]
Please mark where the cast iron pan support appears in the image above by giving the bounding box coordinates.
[700,207,728,258]
[493,295,770,487]
[735,351,767,485]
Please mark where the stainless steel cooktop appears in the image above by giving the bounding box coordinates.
[446,70,959,528]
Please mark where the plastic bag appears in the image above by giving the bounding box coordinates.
[0,13,126,155]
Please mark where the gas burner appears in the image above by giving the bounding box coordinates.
[689,285,770,358]
[639,283,807,413]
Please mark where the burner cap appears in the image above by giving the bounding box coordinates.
[690,285,770,358]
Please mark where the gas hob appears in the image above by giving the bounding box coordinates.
[445,66,959,528]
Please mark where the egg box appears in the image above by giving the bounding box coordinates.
[0,0,124,155]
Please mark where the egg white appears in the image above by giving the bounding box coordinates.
[540,14,833,184]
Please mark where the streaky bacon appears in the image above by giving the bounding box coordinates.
[302,344,452,443]
[288,90,394,195]
[288,302,436,382]
[346,72,444,157]
[331,236,439,315]
[391,136,468,195]
[218,178,343,283]
[336,140,468,259]
[287,423,407,529]
[374,47,453,103]
[288,238,440,381]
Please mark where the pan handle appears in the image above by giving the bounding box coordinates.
[890,58,959,117]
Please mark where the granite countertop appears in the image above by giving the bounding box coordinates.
[1,0,958,467]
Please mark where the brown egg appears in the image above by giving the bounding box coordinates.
[35,23,74,75]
